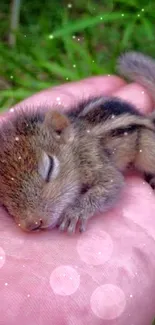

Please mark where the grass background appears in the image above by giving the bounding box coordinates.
[0,0,154,112]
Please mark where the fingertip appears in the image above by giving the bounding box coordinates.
[9,76,126,111]
[113,82,153,114]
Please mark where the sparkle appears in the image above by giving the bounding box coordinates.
[66,77,69,80]
[111,179,113,183]
[100,17,103,20]
[130,294,133,298]
[70,277,72,280]
[11,177,14,181]
[137,14,140,17]
[49,34,54,39]
[23,265,25,268]
[10,75,14,79]
[72,35,76,39]
[35,221,38,225]
[141,8,144,12]
[10,108,14,113]
[77,38,80,41]
[5,282,8,286]
[18,223,21,227]
[111,114,115,119]
[98,251,101,255]
[108,74,111,77]
[121,13,124,17]
[139,149,142,152]
[67,3,72,8]
[124,132,128,136]
[27,294,30,297]
[141,91,144,94]
[24,35,26,37]
[63,273,66,277]
[56,97,60,101]
[0,256,3,260]
[73,64,76,68]
[18,156,21,160]
[87,129,90,133]
[15,137,19,141]
[92,60,95,63]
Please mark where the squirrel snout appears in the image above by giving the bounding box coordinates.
[19,219,43,232]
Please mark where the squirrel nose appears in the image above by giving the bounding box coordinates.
[27,219,43,231]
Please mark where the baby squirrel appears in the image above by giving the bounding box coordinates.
[1,51,155,233]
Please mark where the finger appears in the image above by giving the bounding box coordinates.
[10,76,126,111]
[113,82,153,114]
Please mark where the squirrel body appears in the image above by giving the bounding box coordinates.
[1,52,155,233]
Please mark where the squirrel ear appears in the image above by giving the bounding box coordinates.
[44,110,70,133]
[44,110,74,143]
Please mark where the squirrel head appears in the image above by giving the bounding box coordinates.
[0,108,80,231]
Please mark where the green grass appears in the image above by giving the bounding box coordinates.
[0,0,155,110]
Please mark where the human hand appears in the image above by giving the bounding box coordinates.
[0,75,155,325]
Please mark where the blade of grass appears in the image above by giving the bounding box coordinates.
[142,18,155,41]
[121,19,136,48]
[50,12,132,39]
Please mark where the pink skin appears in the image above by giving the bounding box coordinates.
[0,76,155,325]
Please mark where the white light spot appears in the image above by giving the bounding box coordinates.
[121,13,124,17]
[35,221,38,225]
[108,74,111,77]
[27,294,30,297]
[100,17,103,20]
[15,137,19,141]
[0,248,6,268]
[56,97,60,101]
[18,223,21,227]
[87,129,90,133]
[10,75,14,79]
[137,14,140,17]
[49,34,54,39]
[130,294,133,298]
[111,114,115,119]
[11,177,14,181]
[73,64,76,68]
[141,8,144,12]
[139,149,142,152]
[5,282,8,286]
[111,179,113,183]
[92,60,95,63]
[124,132,128,136]
[66,77,69,80]
[90,284,126,320]
[67,3,72,8]
[23,265,25,268]
[50,265,80,296]
[18,156,21,160]
[10,108,14,113]
[72,35,76,39]
[24,35,26,37]
[141,91,144,94]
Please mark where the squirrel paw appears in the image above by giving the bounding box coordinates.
[58,207,88,234]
